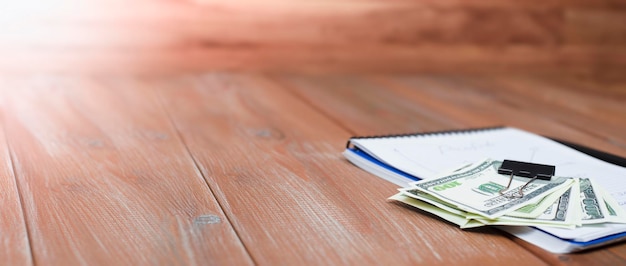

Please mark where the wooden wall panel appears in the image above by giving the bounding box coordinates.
[0,0,623,74]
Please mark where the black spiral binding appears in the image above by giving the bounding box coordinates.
[345,126,505,149]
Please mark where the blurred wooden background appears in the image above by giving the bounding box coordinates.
[0,0,624,75]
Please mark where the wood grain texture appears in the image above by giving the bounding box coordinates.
[157,73,548,265]
[0,0,623,75]
[1,0,624,259]
[0,72,623,264]
[275,73,626,264]
[276,74,626,158]
[451,75,626,157]
[0,97,32,265]
[1,77,253,265]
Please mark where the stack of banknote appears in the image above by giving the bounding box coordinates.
[389,158,626,229]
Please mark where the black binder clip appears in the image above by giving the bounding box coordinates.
[498,160,555,198]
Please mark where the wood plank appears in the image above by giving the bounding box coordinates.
[377,75,626,158]
[157,73,548,265]
[275,73,626,264]
[1,77,252,265]
[0,93,33,265]
[269,75,460,134]
[448,75,626,157]
[278,73,626,158]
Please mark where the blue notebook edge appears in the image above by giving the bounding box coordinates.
[344,140,626,252]
[348,148,419,181]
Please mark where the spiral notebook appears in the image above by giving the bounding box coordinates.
[343,126,626,253]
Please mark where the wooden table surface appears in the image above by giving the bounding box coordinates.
[1,0,625,264]
[0,73,624,265]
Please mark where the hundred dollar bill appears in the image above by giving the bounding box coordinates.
[468,179,581,228]
[399,188,466,216]
[594,184,626,223]
[534,178,582,226]
[444,160,574,221]
[410,159,574,219]
[580,178,612,224]
[402,183,580,228]
[397,185,579,229]
[388,193,484,229]
[470,216,576,229]
[507,180,574,219]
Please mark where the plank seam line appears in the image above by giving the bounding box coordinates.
[152,82,258,266]
[266,75,358,136]
[2,116,36,266]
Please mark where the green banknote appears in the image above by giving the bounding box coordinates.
[410,159,574,219]
[594,183,626,223]
[507,180,574,219]
[390,159,626,230]
[579,178,611,224]
[388,193,483,229]
[399,188,466,216]
[468,179,581,228]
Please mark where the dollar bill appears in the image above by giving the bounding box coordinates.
[507,180,574,219]
[468,179,581,228]
[388,193,483,229]
[389,159,626,230]
[594,184,626,223]
[410,159,574,219]
[535,179,582,226]
[399,188,466,216]
[580,178,612,224]
[397,186,580,229]
[471,216,576,229]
